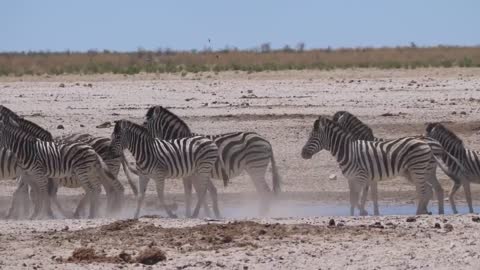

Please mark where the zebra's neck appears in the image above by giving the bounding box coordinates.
[326,126,353,165]
[4,130,37,166]
[122,129,155,164]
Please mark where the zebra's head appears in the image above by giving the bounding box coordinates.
[425,122,465,151]
[301,117,329,159]
[0,116,23,149]
[110,120,125,156]
[143,105,191,140]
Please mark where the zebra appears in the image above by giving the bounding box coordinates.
[142,106,281,216]
[425,122,479,213]
[0,106,132,218]
[0,117,118,219]
[301,116,453,215]
[332,111,451,215]
[110,119,221,219]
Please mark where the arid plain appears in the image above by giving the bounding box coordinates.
[0,68,480,269]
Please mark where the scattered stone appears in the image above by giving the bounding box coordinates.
[118,251,133,263]
[434,223,441,229]
[451,111,457,115]
[96,121,112,128]
[59,83,65,88]
[472,216,480,223]
[379,87,386,90]
[328,219,335,227]
[185,98,195,102]
[87,83,93,87]
[136,247,166,265]
[380,113,395,117]
[247,90,253,94]
[80,124,85,127]
[385,222,394,226]
[61,226,69,232]
[406,216,416,222]
[444,223,454,232]
[369,222,384,229]
[328,174,337,181]
[57,124,64,129]
[460,111,467,115]
[68,247,96,262]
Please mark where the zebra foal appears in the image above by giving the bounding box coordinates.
[301,116,445,215]
[110,119,221,218]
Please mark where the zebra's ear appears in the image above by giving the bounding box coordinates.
[313,119,320,130]
[153,106,163,117]
[113,120,121,133]
[425,122,437,133]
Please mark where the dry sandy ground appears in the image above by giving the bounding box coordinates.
[1,68,480,269]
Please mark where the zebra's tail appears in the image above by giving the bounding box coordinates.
[426,138,466,174]
[95,154,125,193]
[121,152,138,196]
[271,152,281,194]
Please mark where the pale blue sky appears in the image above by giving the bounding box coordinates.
[1,0,479,52]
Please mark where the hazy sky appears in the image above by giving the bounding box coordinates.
[2,0,479,52]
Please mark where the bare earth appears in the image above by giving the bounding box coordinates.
[1,68,480,269]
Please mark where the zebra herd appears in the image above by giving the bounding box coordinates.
[0,104,478,220]
[0,105,279,219]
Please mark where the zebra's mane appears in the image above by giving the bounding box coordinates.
[145,105,191,133]
[427,122,464,148]
[332,111,346,122]
[0,106,52,141]
[0,105,21,120]
[116,120,152,139]
[317,116,350,135]
[0,118,38,143]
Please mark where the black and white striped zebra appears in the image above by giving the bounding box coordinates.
[0,117,118,219]
[301,116,448,215]
[142,106,281,215]
[425,122,479,213]
[332,111,450,215]
[110,119,221,218]
[0,106,131,218]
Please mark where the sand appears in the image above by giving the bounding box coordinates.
[1,68,480,269]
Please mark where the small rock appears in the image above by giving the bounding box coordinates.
[451,111,457,115]
[57,125,64,129]
[434,223,441,229]
[59,83,65,88]
[80,124,85,127]
[96,122,112,128]
[328,219,335,227]
[87,83,93,87]
[472,216,480,223]
[328,174,337,181]
[406,216,416,222]
[247,90,253,94]
[369,222,384,229]
[61,226,69,232]
[444,223,454,232]
[379,87,386,90]
[460,111,467,115]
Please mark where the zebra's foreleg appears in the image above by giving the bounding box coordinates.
[370,181,380,216]
[448,179,462,214]
[29,177,48,220]
[6,176,30,219]
[155,178,177,218]
[73,195,89,219]
[182,176,193,217]
[205,178,221,218]
[134,175,149,219]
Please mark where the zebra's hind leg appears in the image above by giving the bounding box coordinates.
[73,195,89,219]
[427,169,444,214]
[134,175,149,219]
[448,180,462,214]
[155,178,177,218]
[462,180,474,213]
[246,165,272,216]
[191,176,209,218]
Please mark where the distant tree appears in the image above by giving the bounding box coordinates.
[282,45,294,52]
[296,42,305,52]
[410,42,417,48]
[260,42,271,53]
